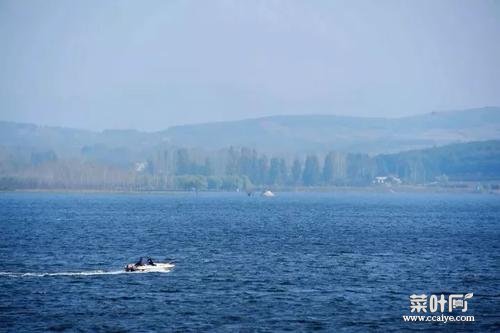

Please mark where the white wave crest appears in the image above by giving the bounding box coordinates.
[0,269,173,278]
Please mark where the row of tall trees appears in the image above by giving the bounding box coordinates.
[143,147,373,188]
[2,141,499,190]
[140,141,500,188]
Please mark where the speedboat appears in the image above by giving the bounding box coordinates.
[262,190,275,197]
[125,257,175,272]
[125,262,175,272]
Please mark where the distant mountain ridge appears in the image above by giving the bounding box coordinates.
[162,107,500,153]
[1,107,499,155]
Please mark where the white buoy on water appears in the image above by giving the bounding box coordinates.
[262,190,275,197]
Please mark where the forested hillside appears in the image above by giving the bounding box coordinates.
[1,107,499,155]
[1,107,499,190]
[1,140,499,191]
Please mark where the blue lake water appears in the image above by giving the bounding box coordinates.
[0,192,499,332]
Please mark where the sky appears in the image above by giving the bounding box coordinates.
[0,0,499,131]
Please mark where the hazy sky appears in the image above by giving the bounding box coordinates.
[0,0,499,130]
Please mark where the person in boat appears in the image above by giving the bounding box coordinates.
[135,257,147,266]
[133,257,156,267]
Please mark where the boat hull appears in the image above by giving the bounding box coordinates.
[125,263,175,272]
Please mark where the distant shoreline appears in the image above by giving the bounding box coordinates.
[2,185,498,195]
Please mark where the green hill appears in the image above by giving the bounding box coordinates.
[1,107,499,157]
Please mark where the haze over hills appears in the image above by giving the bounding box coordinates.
[1,107,500,190]
[163,107,500,154]
[1,107,499,156]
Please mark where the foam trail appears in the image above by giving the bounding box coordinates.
[0,269,172,278]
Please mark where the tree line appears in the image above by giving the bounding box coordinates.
[1,140,499,190]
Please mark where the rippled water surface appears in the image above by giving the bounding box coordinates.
[0,192,499,332]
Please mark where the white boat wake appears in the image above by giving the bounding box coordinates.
[0,268,173,278]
